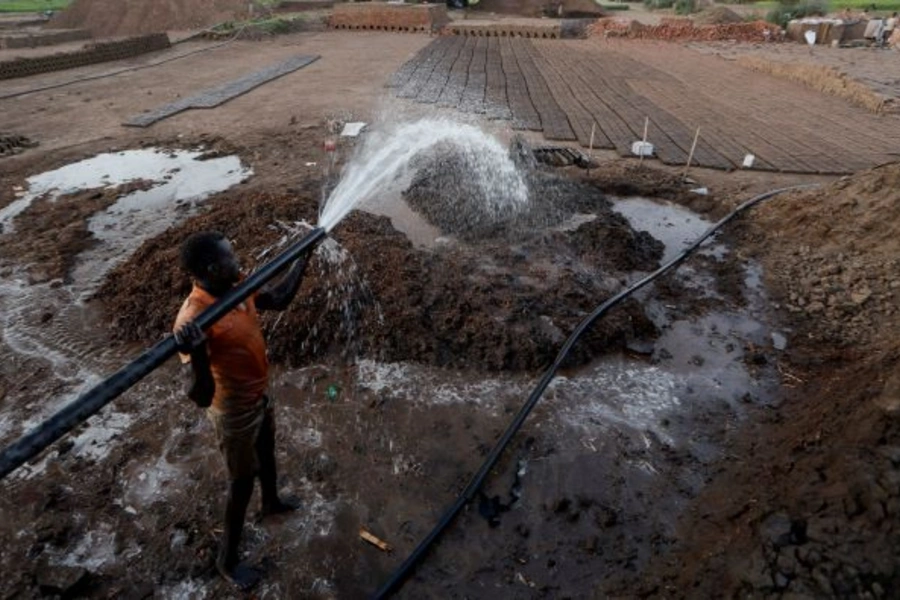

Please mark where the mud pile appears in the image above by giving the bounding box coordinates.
[618,162,900,598]
[590,17,780,42]
[0,133,38,157]
[50,0,250,36]
[471,0,604,18]
[98,176,662,371]
[403,145,664,271]
[693,6,744,25]
[752,164,900,351]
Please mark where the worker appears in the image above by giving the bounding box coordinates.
[173,231,317,590]
[886,12,898,42]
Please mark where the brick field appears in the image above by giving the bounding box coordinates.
[389,37,900,174]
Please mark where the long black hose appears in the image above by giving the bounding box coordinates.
[371,184,816,599]
[0,227,326,480]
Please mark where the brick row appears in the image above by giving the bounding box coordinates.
[512,40,574,141]
[0,34,170,81]
[499,37,540,131]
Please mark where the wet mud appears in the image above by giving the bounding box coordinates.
[1,130,897,600]
[97,148,669,371]
[0,182,153,283]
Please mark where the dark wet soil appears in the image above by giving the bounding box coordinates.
[97,163,664,371]
[0,181,153,284]
[4,122,900,600]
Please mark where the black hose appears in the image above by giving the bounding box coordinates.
[0,227,326,481]
[371,184,816,599]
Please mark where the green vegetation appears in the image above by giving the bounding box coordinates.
[764,0,827,26]
[0,0,70,13]
[766,0,828,27]
[212,13,316,36]
[642,0,698,13]
[829,0,900,8]
[758,0,900,13]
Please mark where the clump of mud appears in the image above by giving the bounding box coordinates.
[749,164,900,350]
[0,133,39,158]
[98,178,662,371]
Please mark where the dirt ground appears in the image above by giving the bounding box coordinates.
[689,41,900,111]
[2,25,900,600]
[50,0,250,37]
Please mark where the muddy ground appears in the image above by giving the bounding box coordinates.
[0,132,788,599]
[1,27,900,600]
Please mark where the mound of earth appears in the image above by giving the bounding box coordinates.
[693,6,744,25]
[753,164,900,352]
[613,163,900,598]
[50,0,250,36]
[97,175,663,371]
[403,143,663,272]
[470,0,603,18]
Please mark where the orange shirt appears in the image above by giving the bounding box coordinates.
[173,284,269,414]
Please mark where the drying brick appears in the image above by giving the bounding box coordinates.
[329,3,449,33]
[0,33,170,80]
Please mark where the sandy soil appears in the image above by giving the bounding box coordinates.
[1,27,900,600]
[49,0,250,37]
[690,41,900,107]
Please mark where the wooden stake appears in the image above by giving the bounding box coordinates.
[683,126,700,179]
[639,116,649,166]
[588,121,596,174]
[360,528,393,553]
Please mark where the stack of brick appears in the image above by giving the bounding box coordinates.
[0,33,170,80]
[589,18,782,43]
[329,2,449,32]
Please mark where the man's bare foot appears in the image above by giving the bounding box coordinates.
[261,495,301,518]
[216,560,262,591]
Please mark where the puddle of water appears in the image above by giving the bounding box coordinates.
[55,523,117,571]
[157,579,208,600]
[361,186,444,249]
[0,149,250,465]
[611,197,721,264]
[554,212,598,232]
[772,332,788,350]
[0,148,251,293]
[549,357,683,446]
[355,358,520,411]
[1,148,249,237]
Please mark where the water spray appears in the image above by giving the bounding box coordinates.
[0,117,525,481]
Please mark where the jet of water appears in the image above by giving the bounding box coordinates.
[317,118,528,232]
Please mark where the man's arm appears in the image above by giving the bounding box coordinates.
[175,323,215,407]
[255,255,311,312]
